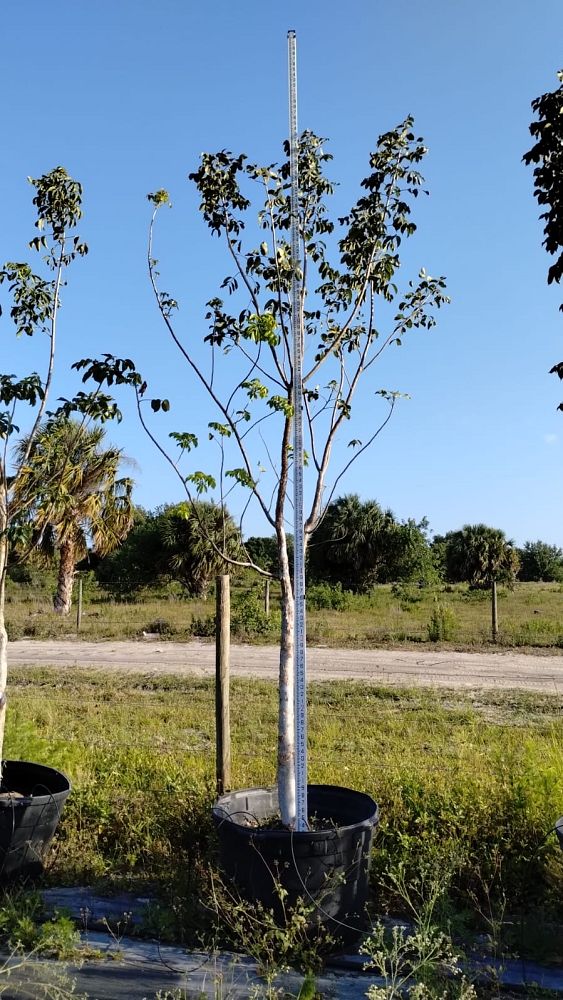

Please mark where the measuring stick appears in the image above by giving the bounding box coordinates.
[288,29,308,832]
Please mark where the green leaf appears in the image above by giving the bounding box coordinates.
[186,471,216,494]
[244,313,279,347]
[208,421,232,437]
[268,395,294,418]
[226,468,256,489]
[147,189,170,205]
[169,431,198,452]
[241,379,269,400]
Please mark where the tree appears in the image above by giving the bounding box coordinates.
[245,534,293,576]
[309,495,433,590]
[13,418,134,614]
[440,524,519,588]
[158,502,241,597]
[97,501,240,597]
[77,121,448,825]
[308,494,396,592]
[518,539,563,582]
[0,168,119,768]
[523,71,563,402]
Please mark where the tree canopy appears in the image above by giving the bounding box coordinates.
[524,70,563,403]
[13,418,133,614]
[517,540,563,582]
[437,524,519,588]
[308,494,432,592]
[97,501,240,598]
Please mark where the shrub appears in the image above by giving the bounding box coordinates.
[142,618,177,636]
[306,582,352,610]
[427,602,458,642]
[190,590,281,640]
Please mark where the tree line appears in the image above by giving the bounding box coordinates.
[10,427,562,608]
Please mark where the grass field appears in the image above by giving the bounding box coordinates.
[5,665,563,964]
[5,576,563,649]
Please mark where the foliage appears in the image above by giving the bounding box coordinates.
[308,494,432,592]
[427,601,458,642]
[0,166,122,761]
[207,871,336,983]
[12,417,134,614]
[244,535,294,576]
[158,501,241,598]
[524,70,563,405]
[362,859,477,1000]
[95,510,164,595]
[518,539,563,582]
[75,120,448,823]
[437,524,519,588]
[5,666,563,967]
[190,588,281,640]
[305,581,352,611]
[97,501,240,598]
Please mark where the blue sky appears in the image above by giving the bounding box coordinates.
[2,0,563,546]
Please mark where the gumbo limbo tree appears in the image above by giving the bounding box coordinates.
[0,168,120,767]
[77,121,449,825]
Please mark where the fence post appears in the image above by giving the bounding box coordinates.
[76,576,83,634]
[215,574,231,796]
[264,578,270,616]
[491,579,498,643]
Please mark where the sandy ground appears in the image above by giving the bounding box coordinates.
[7,638,563,693]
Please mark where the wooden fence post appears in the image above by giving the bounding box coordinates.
[76,576,83,634]
[215,574,231,796]
[264,578,270,616]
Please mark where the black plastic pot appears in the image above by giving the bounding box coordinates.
[212,784,379,946]
[0,760,71,880]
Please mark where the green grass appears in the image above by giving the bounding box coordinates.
[4,666,563,959]
[6,577,563,649]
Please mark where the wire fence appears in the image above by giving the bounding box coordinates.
[7,581,563,649]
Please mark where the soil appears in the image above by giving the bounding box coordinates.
[7,638,563,693]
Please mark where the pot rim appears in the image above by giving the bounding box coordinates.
[0,759,71,805]
[213,783,379,838]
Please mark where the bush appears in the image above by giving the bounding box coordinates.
[427,602,458,642]
[142,618,177,636]
[306,582,352,611]
[231,590,280,638]
[190,590,281,640]
[391,582,425,606]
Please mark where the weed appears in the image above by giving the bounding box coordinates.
[427,602,458,642]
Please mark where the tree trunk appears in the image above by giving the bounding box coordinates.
[0,523,9,776]
[277,527,296,827]
[54,539,76,615]
[491,579,498,643]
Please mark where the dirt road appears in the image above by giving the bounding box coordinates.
[7,638,563,693]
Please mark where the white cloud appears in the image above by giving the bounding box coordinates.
[544,433,558,445]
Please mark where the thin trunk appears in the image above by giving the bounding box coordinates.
[0,526,9,776]
[491,579,498,643]
[54,539,76,615]
[277,526,296,827]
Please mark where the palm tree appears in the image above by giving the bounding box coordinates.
[158,501,241,597]
[443,524,519,588]
[13,418,134,614]
[308,494,397,593]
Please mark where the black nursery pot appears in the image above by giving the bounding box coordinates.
[0,760,71,880]
[212,784,379,947]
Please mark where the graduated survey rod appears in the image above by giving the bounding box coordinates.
[215,574,231,796]
[288,29,308,831]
